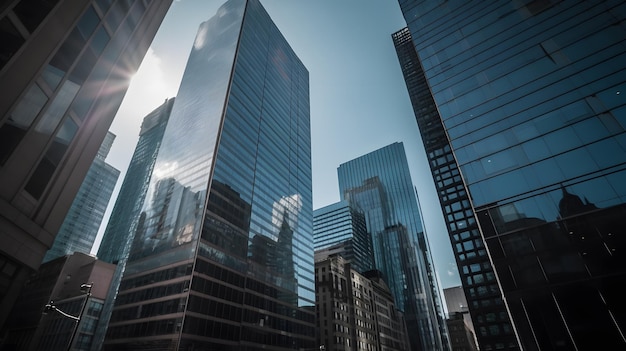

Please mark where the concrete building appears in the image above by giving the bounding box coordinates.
[1,252,115,351]
[0,0,172,330]
[315,254,410,351]
[444,286,478,351]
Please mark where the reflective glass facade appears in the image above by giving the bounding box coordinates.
[93,98,174,348]
[98,98,174,265]
[392,27,515,351]
[313,200,374,274]
[105,0,314,349]
[338,142,449,351]
[43,131,119,263]
[398,1,626,350]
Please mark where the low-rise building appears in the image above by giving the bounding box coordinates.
[1,252,115,351]
[315,254,410,350]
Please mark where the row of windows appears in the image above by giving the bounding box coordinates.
[195,252,245,288]
[115,280,188,305]
[191,276,243,303]
[107,317,182,339]
[479,157,624,215]
[426,1,616,108]
[241,325,314,348]
[0,0,60,69]
[111,297,184,323]
[181,315,239,341]
[119,263,191,291]
[187,294,241,322]
[460,115,624,190]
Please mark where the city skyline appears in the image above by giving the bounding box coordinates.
[96,0,461,292]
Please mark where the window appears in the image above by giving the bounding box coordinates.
[0,17,25,69]
[0,83,48,165]
[35,80,80,135]
[13,0,61,32]
[25,117,78,198]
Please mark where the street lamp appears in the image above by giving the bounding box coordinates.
[43,282,93,351]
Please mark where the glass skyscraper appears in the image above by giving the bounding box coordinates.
[397,1,626,350]
[0,0,171,329]
[104,0,314,349]
[392,26,515,350]
[338,142,449,351]
[313,200,374,274]
[43,131,119,263]
[98,98,175,265]
[93,98,174,348]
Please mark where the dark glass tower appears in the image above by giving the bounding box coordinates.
[0,0,171,329]
[104,0,314,349]
[392,27,516,350]
[313,200,374,274]
[397,1,626,350]
[43,131,119,263]
[338,142,449,351]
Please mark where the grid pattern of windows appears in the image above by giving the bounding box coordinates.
[399,1,626,349]
[392,26,515,351]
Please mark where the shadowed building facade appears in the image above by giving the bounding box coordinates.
[396,1,626,349]
[0,0,172,331]
[103,0,315,349]
[1,252,115,351]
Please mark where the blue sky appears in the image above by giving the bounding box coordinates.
[98,0,461,290]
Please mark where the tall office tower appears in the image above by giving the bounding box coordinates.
[315,255,411,351]
[338,142,449,351]
[396,1,626,350]
[1,252,115,351]
[104,0,314,349]
[0,0,172,329]
[98,98,174,265]
[92,98,174,348]
[313,200,374,273]
[43,131,120,263]
[392,26,515,350]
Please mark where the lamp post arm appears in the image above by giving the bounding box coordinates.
[53,307,80,321]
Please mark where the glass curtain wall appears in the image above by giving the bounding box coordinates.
[338,142,448,351]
